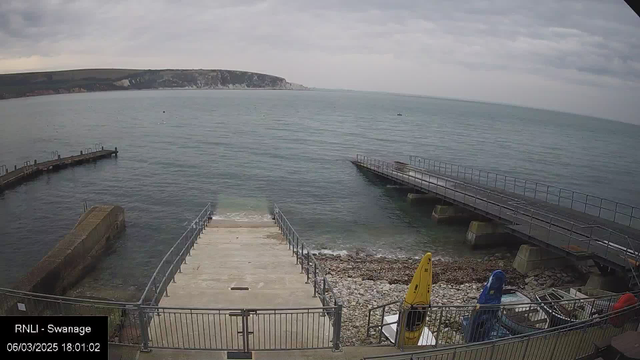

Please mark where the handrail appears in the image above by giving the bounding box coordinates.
[408,155,640,229]
[364,300,640,359]
[355,155,640,269]
[365,289,639,344]
[272,203,342,307]
[272,203,343,351]
[139,203,212,305]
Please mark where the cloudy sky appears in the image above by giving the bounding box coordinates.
[1,0,639,123]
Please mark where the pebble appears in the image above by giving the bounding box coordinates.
[315,253,587,346]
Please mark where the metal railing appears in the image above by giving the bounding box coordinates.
[142,305,338,351]
[1,202,343,352]
[363,300,640,360]
[140,203,213,306]
[355,155,640,271]
[0,287,143,345]
[366,290,633,350]
[408,155,640,230]
[273,203,343,350]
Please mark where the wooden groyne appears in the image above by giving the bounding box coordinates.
[0,147,118,193]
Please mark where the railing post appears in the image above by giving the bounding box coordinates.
[488,342,496,359]
[546,185,549,201]
[568,223,574,248]
[333,303,343,351]
[397,307,407,351]
[301,243,305,274]
[242,309,250,353]
[434,308,443,348]
[322,277,327,306]
[313,262,317,297]
[138,305,151,352]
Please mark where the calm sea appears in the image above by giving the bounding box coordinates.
[1,89,639,296]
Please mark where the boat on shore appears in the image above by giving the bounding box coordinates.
[499,289,549,334]
[569,287,617,317]
[536,288,593,327]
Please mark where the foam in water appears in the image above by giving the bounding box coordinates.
[211,212,273,222]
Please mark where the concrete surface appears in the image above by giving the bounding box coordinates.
[14,205,125,296]
[148,220,331,350]
[406,193,439,203]
[465,221,510,248]
[109,344,141,360]
[160,221,320,308]
[512,244,566,274]
[430,205,473,224]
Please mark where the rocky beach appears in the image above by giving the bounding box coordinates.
[315,252,588,346]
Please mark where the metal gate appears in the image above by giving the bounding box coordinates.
[142,306,340,352]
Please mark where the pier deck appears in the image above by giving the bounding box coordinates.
[0,148,118,192]
[353,155,640,273]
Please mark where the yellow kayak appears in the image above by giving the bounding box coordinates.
[401,252,432,345]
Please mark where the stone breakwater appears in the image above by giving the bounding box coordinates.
[315,253,588,346]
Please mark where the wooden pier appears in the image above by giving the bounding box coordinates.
[0,147,118,193]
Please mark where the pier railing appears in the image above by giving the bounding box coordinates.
[408,155,640,230]
[140,203,213,306]
[366,290,633,349]
[355,155,640,272]
[363,300,640,360]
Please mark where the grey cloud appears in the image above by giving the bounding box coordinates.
[0,0,638,122]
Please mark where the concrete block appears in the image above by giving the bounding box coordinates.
[431,205,471,223]
[513,245,566,274]
[465,221,508,248]
[585,273,627,293]
[13,205,125,296]
[407,193,439,203]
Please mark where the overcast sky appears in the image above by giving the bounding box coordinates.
[1,0,639,123]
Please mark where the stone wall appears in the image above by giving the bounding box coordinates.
[14,205,125,295]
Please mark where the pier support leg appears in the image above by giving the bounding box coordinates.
[431,205,474,224]
[407,193,439,203]
[585,273,626,292]
[512,245,565,275]
[465,221,509,248]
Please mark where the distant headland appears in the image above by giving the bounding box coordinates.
[0,68,307,100]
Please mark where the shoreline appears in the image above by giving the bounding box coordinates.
[315,252,588,346]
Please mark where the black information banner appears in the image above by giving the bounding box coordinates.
[1,316,108,359]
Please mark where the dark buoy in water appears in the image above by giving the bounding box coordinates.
[163,110,165,113]
[397,113,403,116]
